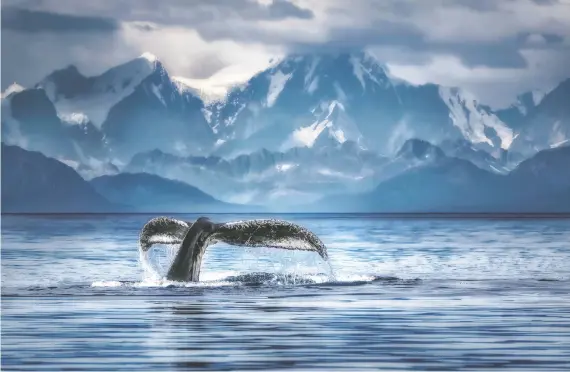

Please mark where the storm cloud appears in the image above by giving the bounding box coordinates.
[2,0,569,107]
[1,6,119,32]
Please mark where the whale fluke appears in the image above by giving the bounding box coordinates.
[139,216,190,252]
[212,219,328,260]
[139,217,328,282]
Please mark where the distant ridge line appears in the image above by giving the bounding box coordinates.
[2,212,570,219]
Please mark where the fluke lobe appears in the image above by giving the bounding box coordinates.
[139,216,329,282]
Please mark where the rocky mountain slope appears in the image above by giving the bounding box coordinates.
[1,144,119,213]
[311,144,570,213]
[2,51,568,209]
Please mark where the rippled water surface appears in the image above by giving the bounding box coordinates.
[2,214,570,371]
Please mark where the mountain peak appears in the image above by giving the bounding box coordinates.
[397,139,445,161]
[1,82,25,99]
[135,52,164,73]
[117,52,162,75]
[139,52,158,63]
[37,63,90,101]
[530,77,570,115]
[49,64,85,80]
[34,52,169,129]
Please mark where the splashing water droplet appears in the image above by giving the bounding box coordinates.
[324,260,337,282]
[139,243,179,281]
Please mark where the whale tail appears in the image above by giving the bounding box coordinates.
[139,216,329,282]
[139,217,328,260]
[139,217,190,252]
[212,219,328,260]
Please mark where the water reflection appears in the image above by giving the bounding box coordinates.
[2,215,570,370]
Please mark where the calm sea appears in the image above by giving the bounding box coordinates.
[2,214,570,371]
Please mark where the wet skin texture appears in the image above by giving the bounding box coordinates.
[139,216,328,282]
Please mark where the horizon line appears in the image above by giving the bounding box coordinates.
[3,212,570,219]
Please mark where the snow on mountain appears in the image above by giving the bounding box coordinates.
[509,78,570,157]
[1,83,30,149]
[1,85,28,149]
[170,76,230,104]
[123,138,476,207]
[32,52,216,162]
[282,101,361,150]
[310,144,570,213]
[1,88,81,160]
[438,87,514,151]
[37,53,158,128]
[125,141,391,206]
[515,90,546,115]
[207,52,392,156]
[17,50,522,164]
[0,86,115,176]
[6,49,569,208]
[1,83,25,99]
[2,52,216,171]
[99,57,215,161]
[495,89,548,131]
[266,70,293,107]
[60,112,90,126]
[207,52,515,158]
[439,139,515,174]
[397,138,445,161]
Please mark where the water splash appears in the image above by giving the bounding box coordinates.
[323,260,338,281]
[139,243,179,281]
[90,270,382,289]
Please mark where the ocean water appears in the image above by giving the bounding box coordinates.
[1,214,570,371]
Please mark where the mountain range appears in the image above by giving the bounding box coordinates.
[311,140,570,213]
[1,144,239,213]
[1,51,569,212]
[1,144,119,213]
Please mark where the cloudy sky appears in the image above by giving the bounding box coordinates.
[2,0,569,107]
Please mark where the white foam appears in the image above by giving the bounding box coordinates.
[91,281,123,287]
[89,270,381,289]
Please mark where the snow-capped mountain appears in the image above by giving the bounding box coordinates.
[396,138,445,161]
[495,89,546,130]
[509,78,570,157]
[3,51,524,165]
[2,87,82,160]
[2,50,569,209]
[203,52,513,158]
[33,52,215,162]
[125,138,497,207]
[38,52,162,128]
[2,83,30,148]
[1,85,119,178]
[439,139,516,174]
[125,141,391,206]
[311,145,570,213]
[438,87,513,153]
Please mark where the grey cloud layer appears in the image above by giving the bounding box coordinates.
[1,0,314,24]
[1,6,119,32]
[1,0,569,106]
